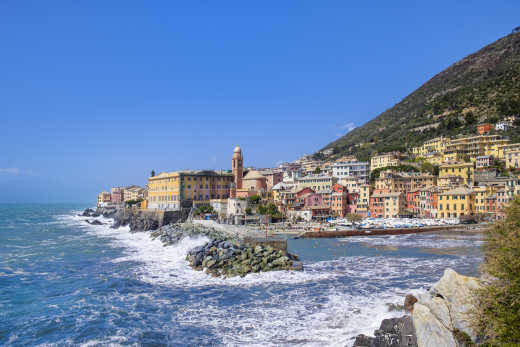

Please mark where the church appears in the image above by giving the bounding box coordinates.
[229,145,268,198]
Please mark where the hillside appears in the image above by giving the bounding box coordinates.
[321,30,520,162]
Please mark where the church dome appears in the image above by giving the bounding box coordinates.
[233,145,242,153]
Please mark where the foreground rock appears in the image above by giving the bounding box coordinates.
[186,239,301,277]
[353,315,417,347]
[353,268,480,347]
[413,268,480,347]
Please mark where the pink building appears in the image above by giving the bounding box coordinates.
[111,187,124,204]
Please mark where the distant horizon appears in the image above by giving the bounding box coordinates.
[1,1,519,203]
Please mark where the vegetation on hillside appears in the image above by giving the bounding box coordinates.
[320,32,520,159]
[474,197,520,345]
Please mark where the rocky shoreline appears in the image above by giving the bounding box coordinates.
[81,208,302,278]
[353,268,480,347]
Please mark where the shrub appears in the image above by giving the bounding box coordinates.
[474,197,520,344]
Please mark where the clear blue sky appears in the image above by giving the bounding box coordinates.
[1,1,518,203]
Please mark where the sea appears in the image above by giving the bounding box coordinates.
[0,204,484,347]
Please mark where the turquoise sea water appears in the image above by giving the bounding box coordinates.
[0,204,483,346]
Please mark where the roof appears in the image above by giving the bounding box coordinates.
[243,170,265,180]
[372,192,402,198]
[272,182,294,190]
[440,187,473,195]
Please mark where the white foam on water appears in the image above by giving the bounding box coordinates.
[54,211,481,346]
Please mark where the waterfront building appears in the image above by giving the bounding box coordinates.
[417,186,441,218]
[370,152,401,172]
[369,191,406,218]
[296,174,337,193]
[123,185,146,201]
[147,170,233,210]
[355,184,371,217]
[97,191,111,207]
[110,187,124,204]
[331,161,369,181]
[330,184,349,217]
[406,189,420,216]
[437,187,475,218]
[439,162,474,186]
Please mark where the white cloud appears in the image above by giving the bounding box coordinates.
[0,168,21,175]
[340,122,356,132]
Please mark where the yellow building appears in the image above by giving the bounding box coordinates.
[97,191,111,207]
[370,152,401,172]
[412,136,449,157]
[438,187,475,218]
[355,184,371,216]
[505,149,520,169]
[439,162,474,186]
[473,186,496,215]
[444,135,509,162]
[147,170,233,210]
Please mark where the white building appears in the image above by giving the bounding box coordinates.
[226,198,247,217]
[331,161,369,181]
[496,121,510,131]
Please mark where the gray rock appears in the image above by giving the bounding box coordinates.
[412,303,456,347]
[353,315,417,347]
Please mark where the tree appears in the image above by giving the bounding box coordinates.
[248,195,261,204]
[474,197,520,344]
[313,167,322,174]
[465,112,477,125]
[151,170,156,177]
[245,207,252,215]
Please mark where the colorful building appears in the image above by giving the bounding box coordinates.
[477,123,492,135]
[296,174,337,193]
[437,187,475,218]
[97,191,111,207]
[439,162,474,186]
[369,190,406,218]
[370,152,401,172]
[147,170,233,210]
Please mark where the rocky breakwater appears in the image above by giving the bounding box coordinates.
[353,268,480,347]
[186,240,301,278]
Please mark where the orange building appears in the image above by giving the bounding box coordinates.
[477,123,492,135]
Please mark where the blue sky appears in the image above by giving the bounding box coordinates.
[1,1,519,203]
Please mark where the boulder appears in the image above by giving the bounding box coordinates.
[353,315,417,347]
[404,294,418,313]
[412,303,456,347]
[426,268,481,340]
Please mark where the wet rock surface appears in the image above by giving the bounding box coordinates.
[353,315,417,347]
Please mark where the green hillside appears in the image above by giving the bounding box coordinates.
[322,30,520,162]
